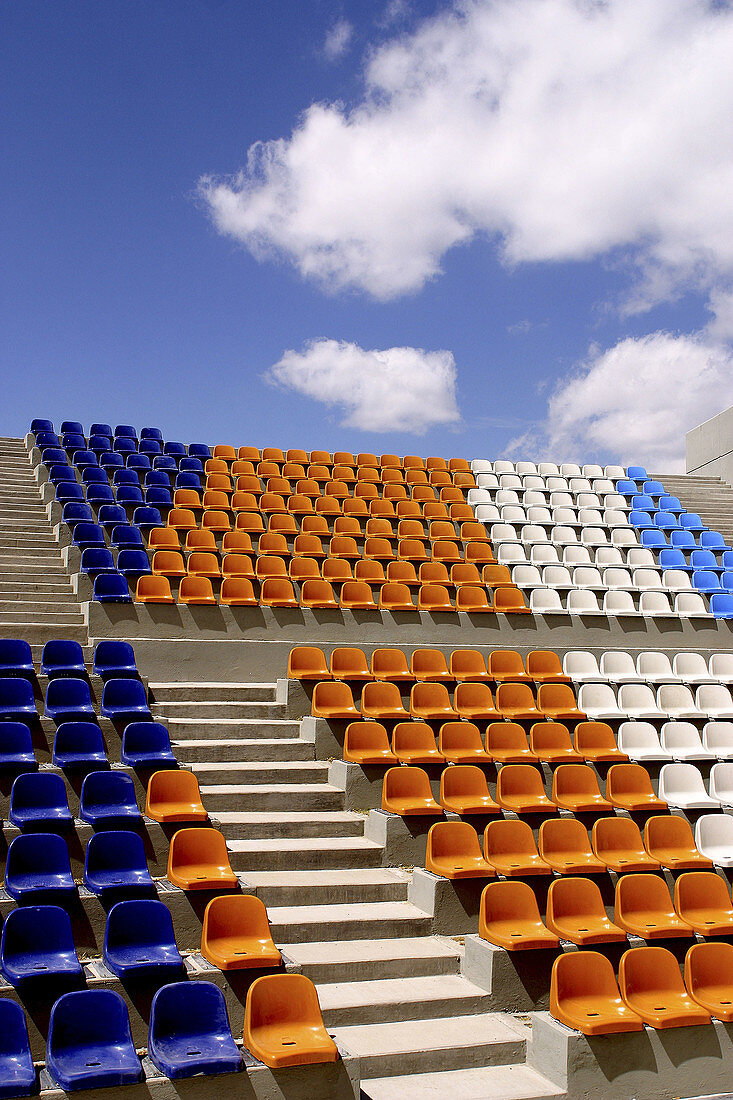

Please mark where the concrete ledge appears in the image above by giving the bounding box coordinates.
[407,867,484,935]
[363,809,433,868]
[462,934,554,1012]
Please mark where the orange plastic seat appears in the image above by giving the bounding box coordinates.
[185,529,218,552]
[418,562,451,587]
[202,509,231,532]
[450,563,483,587]
[301,515,330,535]
[329,535,360,560]
[205,474,232,492]
[454,682,501,721]
[293,534,325,558]
[592,817,661,873]
[238,446,261,462]
[643,815,713,870]
[456,586,493,613]
[300,579,338,608]
[219,577,258,606]
[551,764,613,812]
[152,550,186,578]
[203,490,231,511]
[312,682,358,719]
[259,532,290,557]
[674,872,733,935]
[369,499,396,519]
[287,646,330,680]
[606,764,667,812]
[173,488,202,509]
[428,520,456,541]
[398,539,428,563]
[179,575,216,605]
[381,767,442,815]
[431,541,460,565]
[486,722,538,763]
[458,521,487,543]
[222,530,253,553]
[410,682,458,720]
[310,450,331,465]
[295,479,320,498]
[288,557,321,584]
[438,721,491,763]
[546,878,626,945]
[306,465,330,482]
[392,721,444,764]
[529,722,582,763]
[379,582,416,611]
[526,650,572,684]
[495,683,542,721]
[322,558,352,584]
[415,584,452,612]
[268,514,298,536]
[426,821,494,879]
[147,528,181,551]
[370,649,413,682]
[136,575,174,604]
[231,492,260,513]
[212,445,236,462]
[439,764,500,814]
[479,881,559,951]
[364,537,394,561]
[187,552,221,578]
[449,650,490,682]
[339,581,377,610]
[403,455,425,471]
[488,650,530,683]
[341,497,367,516]
[361,682,409,720]
[146,770,208,822]
[202,895,282,970]
[496,764,556,814]
[354,559,386,584]
[387,561,420,587]
[315,496,342,516]
[493,586,530,613]
[234,475,261,496]
[615,874,693,939]
[537,683,586,721]
[483,819,552,876]
[167,827,238,890]
[574,721,627,762]
[538,819,606,875]
[343,722,397,765]
[619,947,710,1028]
[397,519,425,539]
[243,973,339,1068]
[330,648,371,680]
[260,577,299,607]
[236,512,265,533]
[256,556,287,580]
[366,518,395,538]
[410,649,451,682]
[684,942,733,1022]
[260,493,286,514]
[550,952,643,1035]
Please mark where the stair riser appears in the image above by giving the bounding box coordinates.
[164,720,300,739]
[299,954,460,984]
[353,1036,526,1079]
[214,818,365,840]
[321,992,492,1029]
[230,847,384,871]
[271,915,433,944]
[202,790,344,812]
[191,764,329,784]
[247,881,407,905]
[152,702,287,719]
[150,685,277,702]
[173,742,314,762]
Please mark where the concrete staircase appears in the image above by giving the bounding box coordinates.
[653,471,733,544]
[149,679,563,1099]
[0,438,87,642]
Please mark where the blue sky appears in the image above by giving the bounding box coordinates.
[3,0,732,469]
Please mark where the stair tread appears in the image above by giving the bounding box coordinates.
[318,973,490,1011]
[361,1064,564,1100]
[268,901,430,924]
[285,937,461,967]
[331,1012,526,1056]
[229,837,383,853]
[241,869,407,886]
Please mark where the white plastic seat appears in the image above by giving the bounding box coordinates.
[674,652,716,684]
[602,567,633,591]
[515,462,538,477]
[529,589,563,614]
[660,722,714,761]
[542,566,573,588]
[617,721,670,761]
[604,465,626,479]
[600,651,643,683]
[471,460,493,475]
[546,477,569,493]
[549,492,573,509]
[475,473,500,491]
[467,488,494,505]
[697,685,733,719]
[522,475,546,492]
[497,543,527,566]
[709,763,733,805]
[569,478,593,494]
[563,545,592,567]
[522,491,547,508]
[566,590,602,614]
[577,683,624,718]
[602,510,628,528]
[526,506,552,524]
[494,461,516,476]
[695,814,733,867]
[500,506,527,525]
[581,527,609,547]
[612,529,640,548]
[551,508,578,525]
[636,652,677,684]
[657,684,704,719]
[640,591,674,616]
[577,509,604,527]
[512,564,543,589]
[520,525,551,546]
[582,465,604,479]
[576,493,601,510]
[658,764,719,809]
[495,490,520,507]
[572,567,605,590]
[662,570,692,593]
[675,592,710,617]
[561,464,582,478]
[490,524,517,543]
[603,591,640,616]
[499,474,522,491]
[552,526,580,547]
[603,493,630,511]
[595,546,624,568]
[564,651,605,682]
[530,544,560,567]
[593,478,616,494]
[703,722,733,758]
[618,683,666,718]
[474,504,501,524]
[710,654,733,684]
[632,568,664,591]
[538,462,560,477]
[625,548,656,569]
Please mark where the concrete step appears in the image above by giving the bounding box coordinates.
[239,868,407,905]
[228,836,384,871]
[267,901,433,944]
[163,717,299,739]
[211,811,366,840]
[361,1064,565,1100]
[318,973,492,1027]
[200,782,344,812]
[152,700,287,719]
[331,1012,527,1078]
[149,682,277,702]
[285,936,462,983]
[0,590,76,605]
[173,738,315,763]
[191,761,329,785]
[0,611,85,625]
[0,624,88,642]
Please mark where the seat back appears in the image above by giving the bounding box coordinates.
[440,764,490,799]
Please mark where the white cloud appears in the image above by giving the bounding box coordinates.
[508,331,733,472]
[199,0,733,305]
[323,18,353,60]
[265,338,461,433]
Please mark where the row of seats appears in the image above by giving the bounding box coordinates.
[311,681,582,722]
[289,645,569,683]
[0,717,176,772]
[565,649,733,683]
[0,638,138,679]
[470,459,627,478]
[0,674,151,723]
[577,682,733,719]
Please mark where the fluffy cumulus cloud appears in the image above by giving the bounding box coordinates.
[508,332,733,472]
[265,339,460,433]
[200,0,733,305]
[323,18,353,60]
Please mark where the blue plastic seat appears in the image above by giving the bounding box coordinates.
[626,466,648,481]
[101,678,151,722]
[0,723,37,776]
[56,481,85,503]
[133,506,163,530]
[85,483,115,504]
[80,771,141,827]
[164,442,186,458]
[46,989,142,1091]
[121,721,176,767]
[630,494,655,511]
[658,494,683,513]
[100,452,124,471]
[652,510,679,531]
[642,479,664,498]
[61,502,93,528]
[9,772,73,831]
[691,549,724,573]
[148,981,242,1078]
[175,471,203,489]
[45,677,95,723]
[5,832,76,903]
[48,463,73,484]
[113,437,137,455]
[658,548,693,572]
[115,425,138,439]
[72,522,106,552]
[116,549,151,578]
[628,509,654,529]
[115,485,144,505]
[670,529,698,550]
[111,524,144,548]
[680,512,707,532]
[127,454,151,472]
[0,1000,36,1097]
[113,468,140,487]
[701,530,728,551]
[104,899,184,979]
[98,504,128,531]
[154,455,178,472]
[72,450,98,469]
[145,470,171,488]
[93,573,133,603]
[723,551,733,571]
[692,569,725,596]
[188,444,211,459]
[93,641,137,679]
[35,431,60,447]
[179,457,205,475]
[722,572,733,591]
[42,448,68,468]
[640,529,667,549]
[615,478,638,496]
[139,439,162,457]
[0,905,82,987]
[0,678,37,719]
[62,433,86,452]
[83,830,153,898]
[0,640,34,679]
[31,418,54,433]
[81,466,109,485]
[710,593,733,619]
[88,434,112,455]
[61,421,84,435]
[141,427,164,442]
[41,639,86,678]
[91,423,113,438]
[53,722,108,770]
[145,486,173,507]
